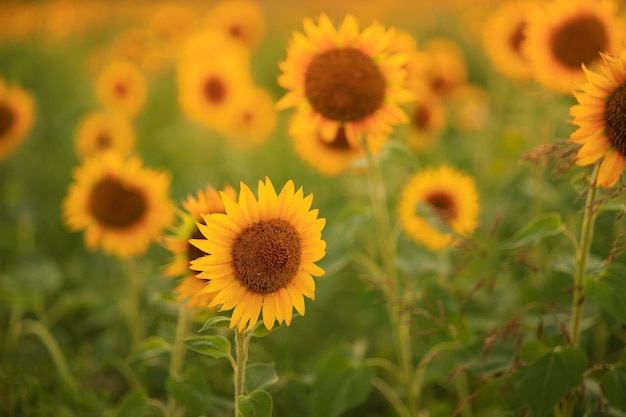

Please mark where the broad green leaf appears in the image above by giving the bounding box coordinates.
[311,365,374,417]
[114,391,148,417]
[198,315,232,333]
[166,368,211,416]
[499,212,565,249]
[237,389,273,417]
[129,336,171,363]
[600,366,626,410]
[587,263,626,325]
[519,340,550,364]
[245,363,279,393]
[515,347,587,417]
[184,335,231,358]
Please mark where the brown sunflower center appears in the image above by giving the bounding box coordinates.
[305,48,386,122]
[605,84,626,156]
[413,104,431,130]
[0,103,15,137]
[203,76,226,104]
[321,126,352,150]
[187,222,207,263]
[551,15,607,69]
[232,218,301,294]
[114,82,128,98]
[509,21,526,55]
[425,191,457,223]
[89,177,147,228]
[229,25,242,39]
[96,131,112,150]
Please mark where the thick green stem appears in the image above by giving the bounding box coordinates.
[167,304,192,417]
[233,330,251,417]
[123,258,144,349]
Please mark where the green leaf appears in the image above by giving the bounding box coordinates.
[311,364,374,417]
[237,389,273,417]
[184,335,231,358]
[114,391,148,417]
[587,263,626,325]
[129,336,171,363]
[600,366,626,410]
[245,363,279,393]
[515,347,587,417]
[249,320,281,338]
[499,212,565,249]
[167,368,211,416]
[198,315,232,333]
[519,340,550,364]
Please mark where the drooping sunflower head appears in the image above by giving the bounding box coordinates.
[163,184,236,309]
[398,165,480,251]
[74,110,135,159]
[482,0,537,81]
[0,77,35,163]
[524,0,623,93]
[277,14,413,148]
[204,0,266,50]
[190,178,326,332]
[569,46,626,188]
[63,152,175,258]
[95,59,148,118]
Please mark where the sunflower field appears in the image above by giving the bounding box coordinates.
[2,1,626,416]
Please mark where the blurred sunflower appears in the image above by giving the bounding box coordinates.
[163,184,237,309]
[291,121,386,177]
[419,38,468,98]
[63,152,175,258]
[0,78,35,162]
[398,165,479,251]
[219,87,277,150]
[204,0,266,50]
[448,84,491,133]
[277,14,413,148]
[148,3,198,57]
[570,47,626,188]
[96,59,147,118]
[74,110,135,159]
[406,94,446,152]
[190,178,326,331]
[523,0,622,94]
[482,0,536,81]
[177,31,254,130]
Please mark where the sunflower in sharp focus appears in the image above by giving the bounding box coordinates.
[0,78,35,163]
[164,184,237,309]
[96,59,147,118]
[177,31,254,130]
[190,178,326,332]
[63,152,175,258]
[277,14,413,149]
[570,47,626,188]
[74,110,135,159]
[482,0,537,81]
[523,0,622,94]
[398,165,479,251]
[204,0,266,51]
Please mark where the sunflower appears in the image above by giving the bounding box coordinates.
[398,165,479,251]
[190,178,326,331]
[419,38,468,98]
[277,14,413,149]
[163,184,237,309]
[448,84,491,133]
[63,152,175,258]
[0,77,35,162]
[95,59,148,118]
[219,87,277,150]
[482,0,536,81]
[523,0,622,94]
[177,31,254,130]
[74,110,135,159]
[405,94,446,152]
[204,0,266,50]
[569,47,626,188]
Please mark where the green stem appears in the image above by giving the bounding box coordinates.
[2,302,24,360]
[363,137,415,414]
[233,330,251,417]
[123,258,144,349]
[167,304,192,417]
[22,319,76,388]
[371,377,412,417]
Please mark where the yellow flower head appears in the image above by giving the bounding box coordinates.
[406,93,446,152]
[0,77,35,162]
[96,59,148,118]
[74,110,135,159]
[398,165,480,251]
[63,152,175,258]
[277,14,413,148]
[204,0,266,50]
[570,46,626,188]
[190,178,326,332]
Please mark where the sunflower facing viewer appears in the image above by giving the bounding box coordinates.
[277,14,413,149]
[190,178,326,332]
